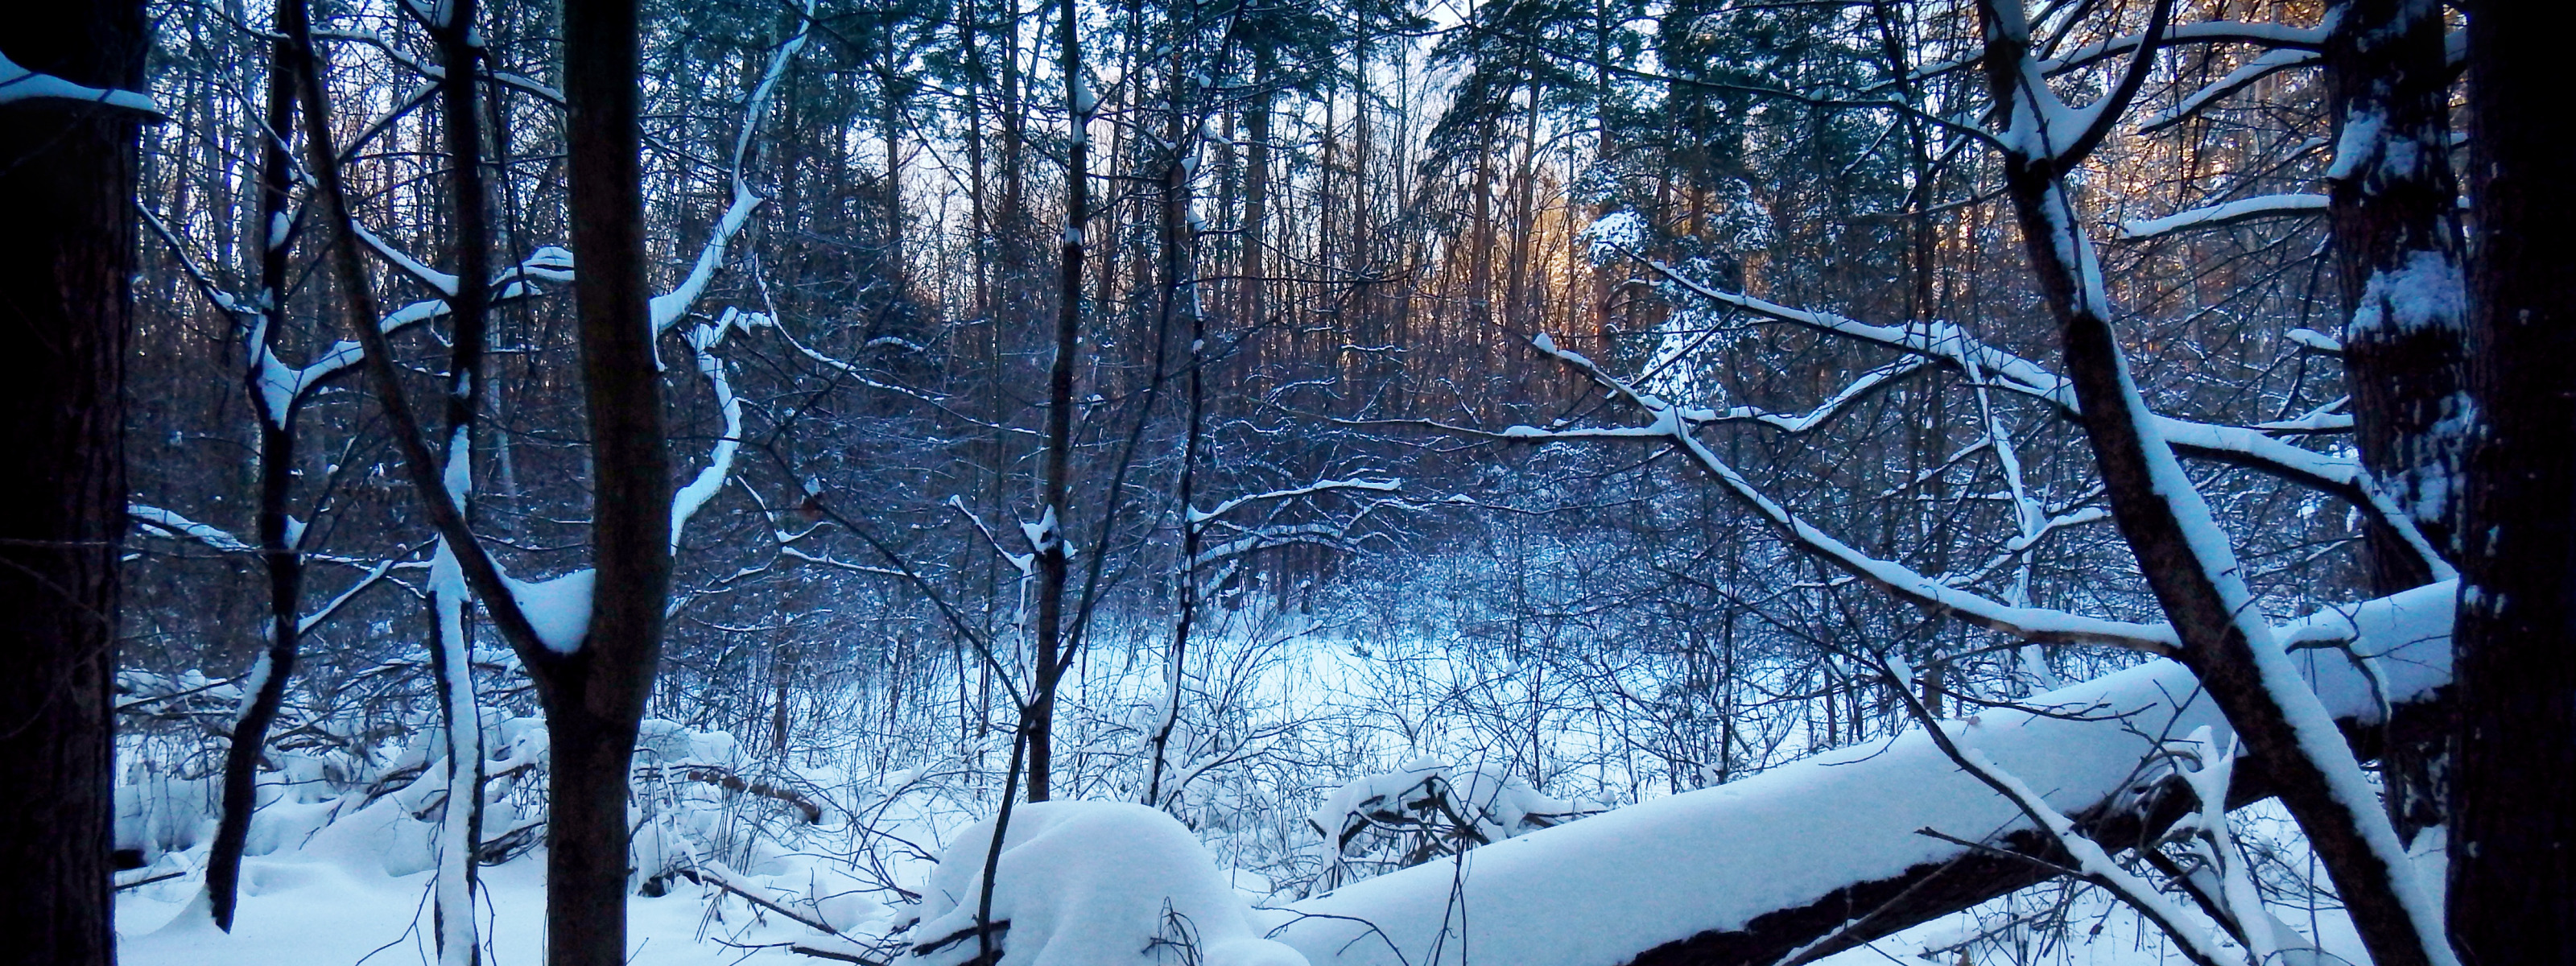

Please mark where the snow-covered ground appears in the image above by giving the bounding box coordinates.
[117,811,2390,966]
[122,859,778,966]
[117,581,2453,966]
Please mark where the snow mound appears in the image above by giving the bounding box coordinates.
[912,801,1310,966]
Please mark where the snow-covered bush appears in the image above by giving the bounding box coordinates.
[1306,757,1593,890]
[630,717,839,894]
[911,801,1309,966]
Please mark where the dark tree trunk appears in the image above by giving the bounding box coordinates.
[207,19,306,931]
[1026,0,1089,803]
[878,21,906,288]
[2322,0,2467,594]
[0,0,142,960]
[1145,47,1201,808]
[286,0,671,961]
[997,0,1027,299]
[2321,0,2465,852]
[556,0,675,961]
[1239,51,1271,330]
[427,2,495,956]
[2449,1,2576,961]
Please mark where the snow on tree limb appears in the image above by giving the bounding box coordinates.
[310,27,564,105]
[1501,332,2180,654]
[2134,49,2322,134]
[2116,193,2329,239]
[668,309,757,554]
[348,220,459,295]
[648,0,812,339]
[1900,21,2325,90]
[129,505,252,552]
[1189,479,1402,526]
[0,49,160,115]
[1618,248,2448,578]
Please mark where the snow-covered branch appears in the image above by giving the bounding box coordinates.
[1187,478,1401,527]
[669,309,758,553]
[130,505,252,553]
[1624,248,2437,561]
[948,496,1035,576]
[349,220,458,295]
[310,27,564,105]
[2116,193,2329,240]
[648,0,812,340]
[2134,48,2322,134]
[0,49,159,114]
[1505,332,2179,654]
[1977,2,2458,959]
[1706,358,1934,436]
[2041,19,2321,72]
[1900,20,2320,92]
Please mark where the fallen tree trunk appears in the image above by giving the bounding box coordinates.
[1268,583,2454,966]
[673,766,825,824]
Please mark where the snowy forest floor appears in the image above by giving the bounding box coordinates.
[107,586,2458,966]
[122,861,745,966]
[114,795,2399,966]
[114,836,2380,966]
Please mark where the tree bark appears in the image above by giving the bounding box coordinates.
[1238,51,1272,331]
[556,0,675,962]
[1026,0,1089,803]
[1145,42,1202,808]
[2321,0,2463,848]
[997,0,1028,301]
[877,19,906,288]
[2448,0,2576,961]
[2322,0,2467,595]
[207,19,306,931]
[427,3,495,959]
[0,0,142,960]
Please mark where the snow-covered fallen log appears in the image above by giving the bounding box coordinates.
[1265,583,2454,966]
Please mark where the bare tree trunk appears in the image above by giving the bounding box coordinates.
[1502,89,1539,330]
[1145,41,1201,808]
[1026,0,1089,803]
[2450,2,2576,961]
[1468,91,1501,328]
[998,0,1027,299]
[281,7,662,964]
[2319,0,2464,852]
[426,3,495,959]
[770,645,796,754]
[0,0,140,961]
[1240,51,1272,330]
[878,19,906,288]
[555,0,675,960]
[960,0,990,317]
[207,20,303,931]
